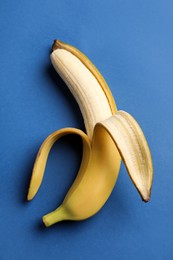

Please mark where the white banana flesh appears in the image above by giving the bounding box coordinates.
[51,48,113,140]
[27,40,153,227]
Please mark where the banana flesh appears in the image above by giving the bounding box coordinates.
[27,40,153,227]
[50,41,116,140]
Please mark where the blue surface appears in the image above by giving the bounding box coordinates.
[1,0,173,259]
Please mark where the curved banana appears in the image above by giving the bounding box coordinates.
[27,40,153,227]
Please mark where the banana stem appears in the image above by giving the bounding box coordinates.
[42,205,66,227]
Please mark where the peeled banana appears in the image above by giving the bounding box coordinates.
[27,40,153,227]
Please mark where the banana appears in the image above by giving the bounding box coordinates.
[27,40,153,227]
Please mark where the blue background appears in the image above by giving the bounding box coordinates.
[1,0,173,259]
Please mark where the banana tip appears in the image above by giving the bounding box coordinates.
[42,216,50,227]
[142,196,150,203]
[141,192,151,203]
[27,189,35,201]
[52,40,62,52]
[27,193,32,201]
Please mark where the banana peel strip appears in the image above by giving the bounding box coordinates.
[97,110,153,201]
[27,128,91,200]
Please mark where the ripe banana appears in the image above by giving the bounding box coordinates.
[27,40,153,227]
